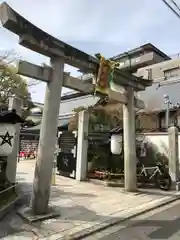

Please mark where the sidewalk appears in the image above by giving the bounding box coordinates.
[1,160,180,239]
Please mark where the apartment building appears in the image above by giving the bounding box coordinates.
[26,43,180,133]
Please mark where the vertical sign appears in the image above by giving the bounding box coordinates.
[95,55,116,95]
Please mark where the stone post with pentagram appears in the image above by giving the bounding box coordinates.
[6,97,22,184]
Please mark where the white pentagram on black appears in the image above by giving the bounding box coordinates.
[62,156,69,167]
[0,131,13,147]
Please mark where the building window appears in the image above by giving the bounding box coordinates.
[118,57,140,68]
[164,67,180,79]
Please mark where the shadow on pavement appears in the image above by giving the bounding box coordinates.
[138,189,177,197]
[2,170,178,239]
[17,172,28,175]
[1,186,179,240]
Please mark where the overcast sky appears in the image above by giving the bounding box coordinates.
[1,0,180,103]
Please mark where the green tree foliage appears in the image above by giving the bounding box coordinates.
[0,51,35,121]
[0,62,30,104]
[68,104,121,132]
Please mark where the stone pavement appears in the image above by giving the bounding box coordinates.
[1,160,180,240]
[83,199,180,239]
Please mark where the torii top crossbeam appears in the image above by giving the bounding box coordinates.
[0,2,152,92]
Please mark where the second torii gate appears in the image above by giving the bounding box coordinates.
[0,2,152,215]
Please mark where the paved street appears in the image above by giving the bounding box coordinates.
[0,160,180,239]
[84,200,180,240]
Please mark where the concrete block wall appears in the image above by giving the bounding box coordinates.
[137,114,159,131]
[141,132,180,162]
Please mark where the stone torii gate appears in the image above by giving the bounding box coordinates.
[0,2,152,215]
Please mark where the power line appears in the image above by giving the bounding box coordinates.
[161,0,180,19]
[170,0,180,12]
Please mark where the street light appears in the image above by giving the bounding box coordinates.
[164,94,171,129]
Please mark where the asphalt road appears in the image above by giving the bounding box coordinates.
[84,199,180,240]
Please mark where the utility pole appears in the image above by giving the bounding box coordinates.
[31,56,64,215]
[164,94,171,129]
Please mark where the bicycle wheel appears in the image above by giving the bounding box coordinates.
[155,173,172,191]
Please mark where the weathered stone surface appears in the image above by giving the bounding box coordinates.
[17,206,60,223]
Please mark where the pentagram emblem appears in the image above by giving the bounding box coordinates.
[0,131,13,147]
[63,157,69,167]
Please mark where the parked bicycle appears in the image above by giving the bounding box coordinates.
[137,161,172,191]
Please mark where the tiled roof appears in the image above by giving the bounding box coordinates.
[33,95,99,116]
[110,43,170,61]
[33,80,180,117]
[21,118,69,132]
[58,95,99,115]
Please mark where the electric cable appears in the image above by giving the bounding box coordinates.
[161,0,180,19]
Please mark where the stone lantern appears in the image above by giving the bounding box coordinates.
[0,109,24,189]
[0,109,24,156]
